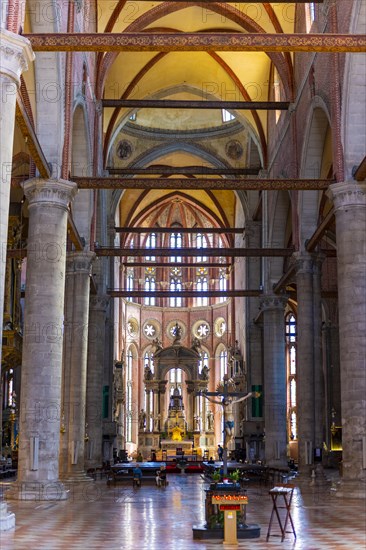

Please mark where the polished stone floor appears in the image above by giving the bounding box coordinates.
[1,472,365,550]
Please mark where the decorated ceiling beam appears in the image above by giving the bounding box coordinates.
[122,262,231,268]
[108,290,262,298]
[96,246,336,257]
[74,177,332,191]
[105,167,260,175]
[24,33,366,53]
[15,94,51,179]
[116,227,244,233]
[101,99,290,110]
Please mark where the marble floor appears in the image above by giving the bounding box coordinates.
[0,472,365,550]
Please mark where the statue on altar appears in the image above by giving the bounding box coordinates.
[165,386,187,440]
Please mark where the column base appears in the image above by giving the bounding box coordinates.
[5,481,69,501]
[60,471,94,483]
[333,478,366,500]
[0,502,15,531]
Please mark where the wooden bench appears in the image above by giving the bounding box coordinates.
[107,467,163,486]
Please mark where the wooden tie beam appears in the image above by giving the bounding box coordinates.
[101,99,290,110]
[24,33,366,53]
[74,177,332,191]
[96,246,336,257]
[97,247,294,257]
[123,263,231,270]
[105,168,259,175]
[108,290,262,298]
[15,94,51,179]
[116,227,244,233]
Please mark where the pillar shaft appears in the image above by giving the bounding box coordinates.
[60,252,95,480]
[329,182,366,496]
[13,178,77,500]
[295,254,316,474]
[261,295,287,467]
[0,29,33,358]
[85,295,109,469]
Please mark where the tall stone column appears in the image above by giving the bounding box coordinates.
[295,253,315,477]
[59,252,95,481]
[0,29,33,353]
[312,254,326,454]
[0,33,33,475]
[7,178,77,501]
[329,181,366,498]
[85,295,109,469]
[261,295,288,467]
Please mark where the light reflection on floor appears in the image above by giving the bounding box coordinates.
[1,472,365,549]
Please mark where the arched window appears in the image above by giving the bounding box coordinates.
[219,348,228,380]
[170,270,182,307]
[126,268,134,303]
[219,267,227,303]
[286,313,297,440]
[170,232,182,263]
[126,348,133,442]
[144,274,156,306]
[196,271,208,306]
[145,232,156,262]
[198,350,209,374]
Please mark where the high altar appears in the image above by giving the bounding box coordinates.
[138,329,216,459]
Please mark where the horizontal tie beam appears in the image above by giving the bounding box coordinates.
[116,227,244,234]
[108,290,262,298]
[122,262,231,268]
[97,247,336,257]
[97,247,293,257]
[74,177,332,191]
[101,99,290,110]
[105,167,260,175]
[24,33,366,53]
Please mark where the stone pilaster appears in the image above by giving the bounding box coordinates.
[260,295,288,467]
[329,181,366,498]
[295,253,316,477]
[85,295,109,469]
[0,29,33,355]
[60,252,95,481]
[7,178,77,501]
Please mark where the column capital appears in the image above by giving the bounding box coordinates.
[293,251,314,275]
[90,294,110,311]
[66,251,96,275]
[0,28,34,84]
[23,178,78,209]
[328,181,366,212]
[260,294,287,312]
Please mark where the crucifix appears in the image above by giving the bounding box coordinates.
[198,375,260,475]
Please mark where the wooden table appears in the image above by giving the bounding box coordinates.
[266,485,296,541]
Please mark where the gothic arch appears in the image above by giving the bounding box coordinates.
[71,103,93,246]
[298,102,331,247]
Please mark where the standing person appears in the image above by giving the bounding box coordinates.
[133,463,143,487]
[217,445,224,461]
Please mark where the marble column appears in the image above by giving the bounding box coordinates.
[0,33,33,500]
[59,251,95,481]
[85,295,109,469]
[7,178,77,501]
[0,29,33,355]
[329,181,366,498]
[295,253,316,477]
[261,295,288,467]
